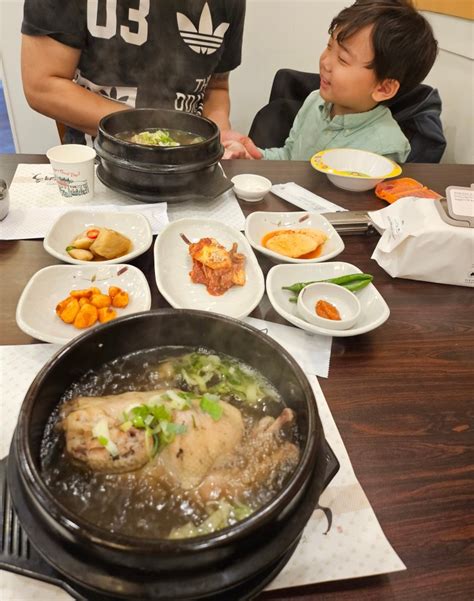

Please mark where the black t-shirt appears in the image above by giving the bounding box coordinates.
[22,0,245,141]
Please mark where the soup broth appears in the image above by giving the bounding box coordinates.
[116,128,205,147]
[41,347,300,540]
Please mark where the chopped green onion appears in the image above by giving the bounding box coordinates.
[200,394,223,421]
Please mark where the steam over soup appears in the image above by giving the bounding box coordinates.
[41,348,300,540]
[116,128,205,146]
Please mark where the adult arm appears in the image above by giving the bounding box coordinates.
[203,72,261,159]
[21,34,127,137]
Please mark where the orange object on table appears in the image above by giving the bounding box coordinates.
[375,178,442,204]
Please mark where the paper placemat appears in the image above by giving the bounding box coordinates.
[0,345,404,598]
[0,203,169,239]
[244,316,331,378]
[4,164,246,238]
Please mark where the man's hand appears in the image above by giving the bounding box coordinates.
[221,130,262,160]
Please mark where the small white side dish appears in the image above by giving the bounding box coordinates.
[231,174,272,202]
[266,262,390,337]
[154,218,264,319]
[297,282,361,330]
[245,211,344,263]
[16,264,151,345]
[43,210,153,265]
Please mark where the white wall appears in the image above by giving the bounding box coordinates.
[1,0,473,164]
[230,0,346,135]
[422,12,474,164]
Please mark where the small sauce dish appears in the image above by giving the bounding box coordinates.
[231,174,272,202]
[297,282,361,330]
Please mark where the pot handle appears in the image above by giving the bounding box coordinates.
[321,438,340,492]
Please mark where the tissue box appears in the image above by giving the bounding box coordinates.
[369,197,474,288]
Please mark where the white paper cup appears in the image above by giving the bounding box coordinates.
[46,144,96,202]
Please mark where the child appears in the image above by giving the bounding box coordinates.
[225,0,438,162]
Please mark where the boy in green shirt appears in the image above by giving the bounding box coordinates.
[225,0,438,162]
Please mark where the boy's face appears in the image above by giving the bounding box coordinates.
[319,25,384,115]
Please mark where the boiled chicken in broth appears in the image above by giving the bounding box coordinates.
[60,389,299,502]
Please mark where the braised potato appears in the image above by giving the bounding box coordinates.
[56,297,80,324]
[67,248,94,261]
[73,303,98,329]
[112,291,129,308]
[98,307,117,324]
[56,286,129,330]
[90,293,112,309]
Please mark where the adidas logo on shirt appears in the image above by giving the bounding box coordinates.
[177,3,229,55]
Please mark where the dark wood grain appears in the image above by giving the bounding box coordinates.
[1,154,473,601]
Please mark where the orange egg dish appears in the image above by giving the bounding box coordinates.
[261,228,328,259]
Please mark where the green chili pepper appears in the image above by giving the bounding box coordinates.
[282,273,373,298]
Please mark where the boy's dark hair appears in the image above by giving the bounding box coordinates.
[329,0,438,95]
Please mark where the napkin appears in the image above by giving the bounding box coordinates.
[0,203,169,239]
[0,345,405,599]
[369,197,474,287]
[4,164,246,238]
[244,316,331,378]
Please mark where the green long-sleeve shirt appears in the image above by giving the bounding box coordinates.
[262,91,410,163]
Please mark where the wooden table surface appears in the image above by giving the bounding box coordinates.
[1,155,473,601]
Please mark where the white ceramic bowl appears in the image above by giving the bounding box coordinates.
[266,262,390,337]
[154,218,265,319]
[311,148,401,192]
[231,174,272,202]
[43,210,153,265]
[245,211,344,264]
[16,264,152,344]
[297,282,361,330]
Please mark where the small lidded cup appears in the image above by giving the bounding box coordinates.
[46,144,96,202]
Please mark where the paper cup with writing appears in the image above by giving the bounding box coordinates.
[47,144,96,202]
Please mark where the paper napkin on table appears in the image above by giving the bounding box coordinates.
[245,316,331,378]
[0,203,169,240]
[369,196,474,287]
[271,182,347,213]
[5,164,246,238]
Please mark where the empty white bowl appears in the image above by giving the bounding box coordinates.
[310,148,401,192]
[231,174,272,202]
[44,210,153,265]
[297,282,361,330]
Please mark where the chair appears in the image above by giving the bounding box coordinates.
[248,69,446,163]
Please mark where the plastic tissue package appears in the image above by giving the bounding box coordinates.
[368,197,474,288]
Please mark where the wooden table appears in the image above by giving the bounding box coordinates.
[1,155,473,601]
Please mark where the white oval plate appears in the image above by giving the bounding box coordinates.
[43,210,153,265]
[244,211,344,263]
[266,262,390,337]
[16,264,151,344]
[154,218,265,319]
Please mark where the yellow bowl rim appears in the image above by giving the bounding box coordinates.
[310,148,402,179]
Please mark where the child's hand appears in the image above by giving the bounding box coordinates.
[221,130,262,160]
[222,140,248,160]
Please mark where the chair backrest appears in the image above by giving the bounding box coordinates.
[249,69,447,163]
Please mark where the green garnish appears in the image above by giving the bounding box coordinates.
[66,245,75,252]
[97,435,108,446]
[122,403,188,456]
[200,394,223,421]
[133,129,180,147]
[174,352,274,406]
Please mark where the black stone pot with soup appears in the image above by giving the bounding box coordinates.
[8,309,339,600]
[94,108,232,203]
